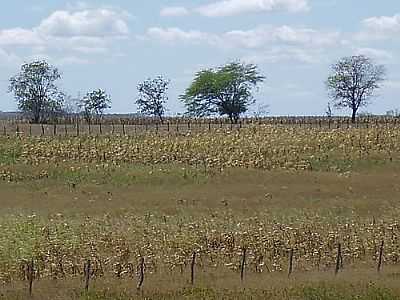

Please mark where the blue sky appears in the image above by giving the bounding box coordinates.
[0,0,399,116]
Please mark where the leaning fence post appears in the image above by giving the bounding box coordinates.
[335,243,342,275]
[288,248,294,278]
[84,259,91,292]
[377,240,384,273]
[137,257,145,291]
[191,251,196,285]
[27,259,34,296]
[240,247,247,282]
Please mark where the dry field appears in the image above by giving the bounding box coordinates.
[1,125,400,299]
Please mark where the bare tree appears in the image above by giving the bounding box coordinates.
[326,55,385,123]
[80,89,111,124]
[136,76,169,123]
[8,60,64,123]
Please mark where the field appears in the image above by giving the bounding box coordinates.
[1,123,400,299]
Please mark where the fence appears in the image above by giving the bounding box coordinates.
[16,240,391,297]
[1,116,400,137]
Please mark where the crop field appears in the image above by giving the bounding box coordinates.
[1,124,400,299]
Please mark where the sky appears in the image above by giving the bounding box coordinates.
[0,0,399,116]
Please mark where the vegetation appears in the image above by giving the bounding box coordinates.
[136,76,170,123]
[326,55,386,123]
[8,60,65,123]
[181,62,265,123]
[80,90,111,124]
[1,122,400,298]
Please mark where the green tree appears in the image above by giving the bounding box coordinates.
[80,89,111,124]
[136,76,170,123]
[326,55,386,123]
[181,61,265,123]
[8,60,65,123]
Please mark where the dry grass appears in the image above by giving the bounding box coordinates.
[1,127,400,299]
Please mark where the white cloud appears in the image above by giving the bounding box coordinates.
[0,7,130,65]
[196,0,309,17]
[160,6,189,17]
[145,27,217,44]
[354,47,393,62]
[37,9,129,37]
[0,28,43,46]
[145,24,339,64]
[146,25,339,48]
[357,14,400,40]
[223,25,339,48]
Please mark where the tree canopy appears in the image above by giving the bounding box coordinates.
[8,60,65,123]
[181,62,265,123]
[80,89,111,124]
[136,76,170,123]
[326,55,386,123]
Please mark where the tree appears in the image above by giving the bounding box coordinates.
[80,89,111,124]
[326,55,386,123]
[8,60,65,123]
[181,61,265,123]
[136,76,170,123]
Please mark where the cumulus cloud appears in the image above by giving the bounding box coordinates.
[357,14,400,40]
[196,0,309,17]
[354,47,394,62]
[145,27,218,44]
[0,7,130,64]
[145,25,339,49]
[160,6,189,17]
[144,24,340,64]
[37,9,129,37]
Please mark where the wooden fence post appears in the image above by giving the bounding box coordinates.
[335,243,342,275]
[240,247,247,282]
[137,257,145,291]
[377,240,384,273]
[27,259,34,297]
[288,248,294,278]
[191,251,196,285]
[84,259,91,292]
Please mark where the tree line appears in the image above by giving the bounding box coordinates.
[7,55,386,124]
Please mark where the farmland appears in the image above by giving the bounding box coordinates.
[1,122,400,299]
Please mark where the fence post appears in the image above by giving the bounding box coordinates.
[288,248,294,278]
[53,124,57,136]
[335,243,342,275]
[377,240,384,273]
[27,259,34,296]
[137,257,145,291]
[84,259,91,292]
[240,247,247,282]
[41,124,45,136]
[191,251,196,285]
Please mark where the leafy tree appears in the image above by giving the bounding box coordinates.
[181,61,265,123]
[80,89,111,124]
[136,76,170,123]
[326,55,386,123]
[8,60,65,123]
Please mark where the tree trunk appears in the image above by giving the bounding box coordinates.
[351,109,357,123]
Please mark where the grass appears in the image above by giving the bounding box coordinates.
[1,129,400,299]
